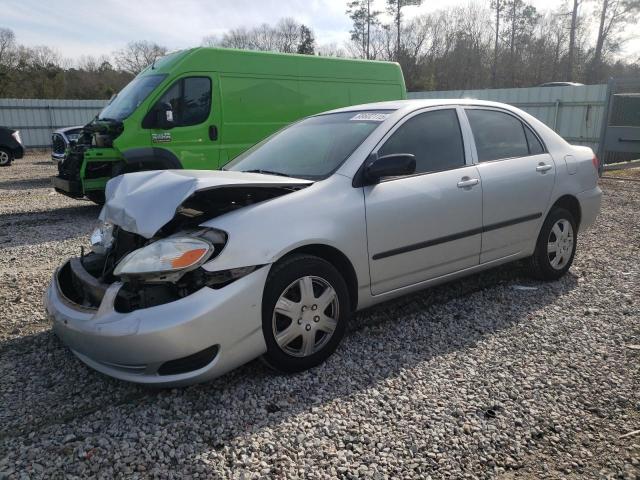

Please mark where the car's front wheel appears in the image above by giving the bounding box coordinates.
[529,207,577,280]
[0,148,13,167]
[261,254,350,373]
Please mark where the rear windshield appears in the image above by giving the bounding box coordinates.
[224,111,392,180]
[98,74,167,121]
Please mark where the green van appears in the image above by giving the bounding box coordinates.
[54,47,406,203]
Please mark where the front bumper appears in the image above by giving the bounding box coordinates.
[14,144,24,160]
[45,263,270,386]
[51,176,83,198]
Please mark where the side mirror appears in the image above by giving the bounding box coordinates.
[363,153,416,185]
[154,101,175,130]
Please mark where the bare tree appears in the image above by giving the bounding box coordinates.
[317,42,348,57]
[0,28,16,69]
[491,0,503,86]
[501,0,540,84]
[566,0,581,81]
[201,18,316,55]
[386,0,423,60]
[588,0,640,81]
[113,41,167,75]
[276,18,300,53]
[346,0,381,59]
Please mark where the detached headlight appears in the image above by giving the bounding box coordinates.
[114,237,212,277]
[90,222,114,254]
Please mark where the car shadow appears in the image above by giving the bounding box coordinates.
[0,261,578,458]
[0,205,100,249]
[0,177,53,191]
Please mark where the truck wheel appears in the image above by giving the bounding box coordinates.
[0,148,13,166]
[85,191,105,205]
[261,254,350,373]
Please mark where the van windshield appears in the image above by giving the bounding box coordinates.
[98,74,167,121]
[224,111,392,180]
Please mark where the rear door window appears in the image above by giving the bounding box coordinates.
[466,109,530,162]
[378,109,465,175]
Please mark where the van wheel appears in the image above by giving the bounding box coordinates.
[0,148,13,166]
[261,254,350,373]
[529,207,577,280]
[85,191,105,205]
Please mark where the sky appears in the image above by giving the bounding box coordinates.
[2,0,638,61]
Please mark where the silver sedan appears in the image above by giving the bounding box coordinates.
[45,100,602,386]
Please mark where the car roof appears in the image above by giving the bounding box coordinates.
[321,99,522,116]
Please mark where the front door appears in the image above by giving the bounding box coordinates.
[149,73,220,169]
[364,108,483,295]
[464,107,556,263]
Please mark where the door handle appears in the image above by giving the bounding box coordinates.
[208,125,218,141]
[457,177,479,188]
[536,163,552,173]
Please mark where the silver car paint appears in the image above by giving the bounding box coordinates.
[46,99,602,385]
[46,265,271,386]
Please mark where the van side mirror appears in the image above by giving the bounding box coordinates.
[154,101,175,130]
[362,153,416,185]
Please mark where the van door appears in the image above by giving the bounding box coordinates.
[147,73,221,170]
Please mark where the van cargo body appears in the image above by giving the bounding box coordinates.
[53,47,406,202]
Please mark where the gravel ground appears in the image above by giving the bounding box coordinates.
[0,154,638,479]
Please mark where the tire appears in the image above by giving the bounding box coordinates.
[0,148,13,167]
[261,254,351,373]
[85,191,105,205]
[529,207,577,280]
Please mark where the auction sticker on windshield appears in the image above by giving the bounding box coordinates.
[350,113,390,122]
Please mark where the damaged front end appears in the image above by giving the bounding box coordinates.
[53,119,125,199]
[57,174,310,314]
[58,225,247,313]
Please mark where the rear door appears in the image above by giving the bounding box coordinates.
[464,108,555,263]
[364,107,483,295]
[148,73,221,169]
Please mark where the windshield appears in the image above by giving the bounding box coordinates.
[98,74,167,121]
[225,111,392,180]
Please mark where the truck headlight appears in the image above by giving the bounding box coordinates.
[114,237,212,277]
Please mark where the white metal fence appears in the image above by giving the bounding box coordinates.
[408,84,608,153]
[0,85,612,153]
[0,99,108,148]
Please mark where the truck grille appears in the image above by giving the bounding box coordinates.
[52,133,66,155]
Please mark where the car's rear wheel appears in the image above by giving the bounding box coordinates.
[261,254,350,373]
[529,207,577,280]
[0,148,13,167]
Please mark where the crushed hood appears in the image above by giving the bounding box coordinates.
[99,170,312,238]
